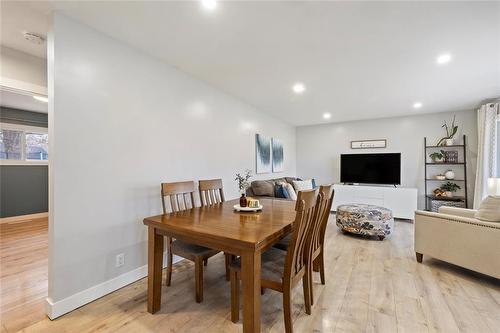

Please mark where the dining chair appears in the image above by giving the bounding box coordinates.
[198,178,225,206]
[306,185,334,305]
[198,178,234,281]
[229,188,319,333]
[161,181,220,303]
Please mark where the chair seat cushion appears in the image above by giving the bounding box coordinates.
[230,247,286,282]
[172,239,219,258]
[273,234,291,251]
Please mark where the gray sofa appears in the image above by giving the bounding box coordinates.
[246,177,301,200]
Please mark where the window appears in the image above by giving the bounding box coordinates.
[0,129,23,160]
[0,123,48,164]
[26,132,48,161]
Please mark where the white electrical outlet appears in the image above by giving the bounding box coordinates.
[116,253,125,267]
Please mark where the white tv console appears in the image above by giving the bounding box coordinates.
[332,184,418,220]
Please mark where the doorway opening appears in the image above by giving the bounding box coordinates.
[0,87,49,332]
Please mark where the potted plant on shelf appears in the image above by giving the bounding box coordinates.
[235,169,252,207]
[429,150,445,163]
[437,115,458,146]
[440,181,461,197]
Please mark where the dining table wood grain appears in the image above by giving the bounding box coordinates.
[143,198,297,333]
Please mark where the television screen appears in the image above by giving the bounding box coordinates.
[340,153,401,185]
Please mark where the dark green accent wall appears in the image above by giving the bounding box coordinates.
[0,165,48,217]
[0,106,48,127]
[0,107,48,217]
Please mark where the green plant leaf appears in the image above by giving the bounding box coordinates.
[436,138,446,146]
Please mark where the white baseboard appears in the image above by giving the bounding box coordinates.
[0,212,48,224]
[45,254,182,319]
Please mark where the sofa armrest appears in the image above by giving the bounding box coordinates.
[438,206,477,219]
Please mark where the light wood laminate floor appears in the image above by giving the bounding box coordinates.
[3,215,500,332]
[0,217,48,333]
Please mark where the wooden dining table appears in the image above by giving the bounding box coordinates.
[143,198,296,333]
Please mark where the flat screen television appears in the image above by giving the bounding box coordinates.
[340,153,401,185]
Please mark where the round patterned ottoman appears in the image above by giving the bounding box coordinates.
[336,204,394,240]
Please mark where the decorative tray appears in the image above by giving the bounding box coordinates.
[233,204,263,212]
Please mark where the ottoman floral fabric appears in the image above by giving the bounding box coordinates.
[336,204,394,239]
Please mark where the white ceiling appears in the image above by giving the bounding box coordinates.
[2,1,499,125]
[0,1,50,58]
[0,89,48,113]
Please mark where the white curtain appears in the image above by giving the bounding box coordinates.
[473,102,499,208]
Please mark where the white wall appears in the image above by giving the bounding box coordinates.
[297,110,478,209]
[0,46,47,94]
[48,14,296,316]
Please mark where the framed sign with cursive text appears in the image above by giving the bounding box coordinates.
[351,139,387,149]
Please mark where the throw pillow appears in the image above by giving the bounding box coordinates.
[292,179,314,191]
[251,180,275,197]
[475,196,500,222]
[282,185,290,199]
[284,183,297,200]
[275,184,288,199]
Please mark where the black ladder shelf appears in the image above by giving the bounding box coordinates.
[424,134,468,211]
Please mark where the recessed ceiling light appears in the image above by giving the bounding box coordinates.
[323,113,331,119]
[201,0,217,10]
[292,82,306,94]
[33,95,48,103]
[436,53,452,64]
[413,102,423,109]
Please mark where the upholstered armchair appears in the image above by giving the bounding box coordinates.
[414,206,500,279]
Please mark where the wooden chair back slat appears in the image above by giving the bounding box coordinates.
[199,179,225,207]
[178,194,182,210]
[284,189,318,281]
[309,185,334,254]
[209,190,215,205]
[161,181,196,214]
[170,195,177,212]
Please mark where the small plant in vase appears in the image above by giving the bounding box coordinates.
[429,150,445,163]
[235,169,252,207]
[440,181,461,197]
[437,115,458,146]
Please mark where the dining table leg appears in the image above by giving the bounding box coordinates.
[147,226,164,313]
[241,249,261,333]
